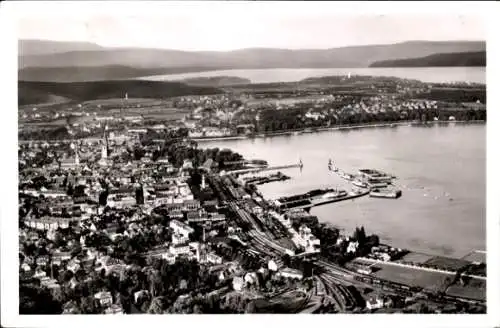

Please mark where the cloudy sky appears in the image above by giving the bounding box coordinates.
[17,2,486,51]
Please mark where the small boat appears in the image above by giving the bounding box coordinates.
[367,181,388,189]
[352,179,368,188]
[370,188,402,199]
[339,172,354,181]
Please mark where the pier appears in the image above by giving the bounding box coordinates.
[275,189,369,211]
[223,161,303,176]
[242,172,291,186]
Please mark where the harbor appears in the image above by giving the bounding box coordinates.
[240,171,291,186]
[273,188,370,212]
[328,160,402,199]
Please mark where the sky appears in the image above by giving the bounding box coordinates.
[16,2,486,51]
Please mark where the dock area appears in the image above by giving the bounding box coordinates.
[274,189,369,211]
[328,160,402,198]
[224,161,303,176]
[241,172,291,186]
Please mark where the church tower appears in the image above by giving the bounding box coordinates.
[75,143,80,165]
[101,125,109,159]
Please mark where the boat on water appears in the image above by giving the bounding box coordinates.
[352,179,368,188]
[358,169,395,182]
[367,181,389,189]
[339,171,354,181]
[328,159,338,172]
[370,188,402,199]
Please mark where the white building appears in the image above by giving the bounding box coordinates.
[169,244,191,257]
[347,241,359,254]
[232,277,244,291]
[94,291,113,307]
[206,252,223,265]
[169,220,194,238]
[366,297,384,310]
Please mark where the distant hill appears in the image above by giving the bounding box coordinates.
[19,40,486,82]
[18,80,222,106]
[178,76,251,87]
[18,39,105,56]
[370,51,486,67]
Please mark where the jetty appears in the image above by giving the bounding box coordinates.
[223,160,303,176]
[242,172,291,186]
[274,189,369,212]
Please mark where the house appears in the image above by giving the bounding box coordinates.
[169,244,191,257]
[347,241,359,254]
[206,252,223,265]
[172,233,189,246]
[21,263,32,272]
[134,290,149,303]
[33,268,47,279]
[366,297,384,310]
[52,251,72,263]
[182,159,193,170]
[232,276,244,291]
[104,304,124,314]
[244,272,259,286]
[36,255,50,266]
[268,259,278,272]
[169,220,194,237]
[201,158,218,173]
[67,260,81,273]
[94,291,113,307]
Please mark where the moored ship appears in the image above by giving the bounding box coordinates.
[339,171,355,181]
[358,169,395,182]
[369,188,402,199]
[310,189,348,205]
[352,179,368,188]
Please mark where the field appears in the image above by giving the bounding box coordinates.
[423,256,471,272]
[245,95,330,107]
[253,290,308,313]
[82,98,166,106]
[461,251,486,264]
[396,252,435,264]
[445,278,486,301]
[276,237,295,250]
[370,263,450,291]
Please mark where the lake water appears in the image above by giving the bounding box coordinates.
[141,67,485,84]
[200,124,486,258]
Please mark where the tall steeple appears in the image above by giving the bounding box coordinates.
[75,143,80,165]
[101,125,109,159]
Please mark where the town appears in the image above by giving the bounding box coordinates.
[18,76,487,314]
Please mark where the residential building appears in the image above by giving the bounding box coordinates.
[94,291,113,307]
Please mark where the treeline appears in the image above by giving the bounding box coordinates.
[370,51,486,68]
[253,106,486,134]
[19,80,223,106]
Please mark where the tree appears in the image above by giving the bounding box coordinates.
[99,190,108,206]
[67,183,74,196]
[135,186,144,205]
[147,296,165,314]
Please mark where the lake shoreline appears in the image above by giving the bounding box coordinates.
[193,120,486,142]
